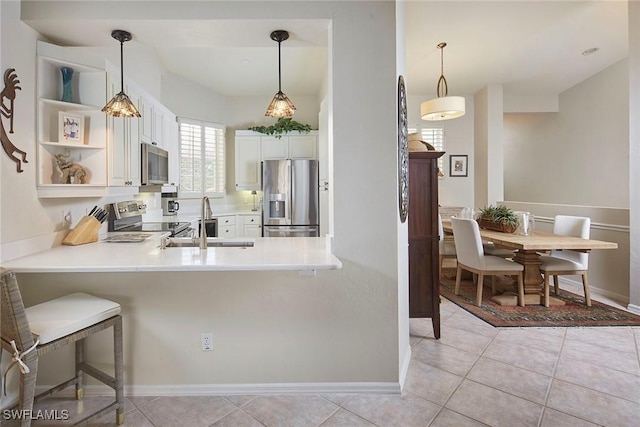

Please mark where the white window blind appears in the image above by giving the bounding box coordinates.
[409,126,445,177]
[178,118,226,198]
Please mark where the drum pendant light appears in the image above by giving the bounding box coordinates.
[102,30,141,118]
[265,30,296,118]
[421,42,465,121]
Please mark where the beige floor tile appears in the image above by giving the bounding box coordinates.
[319,408,375,426]
[429,408,488,427]
[554,355,640,403]
[436,325,494,355]
[241,395,338,427]
[482,339,559,376]
[137,396,236,427]
[211,408,265,427]
[126,396,160,410]
[343,394,441,427]
[403,359,463,406]
[492,327,565,354]
[539,408,601,427]
[466,357,552,404]
[319,394,356,407]
[445,380,544,427]
[411,339,480,376]
[560,338,640,375]
[565,326,637,354]
[441,309,499,338]
[410,318,437,339]
[224,395,256,407]
[92,408,156,427]
[547,379,640,426]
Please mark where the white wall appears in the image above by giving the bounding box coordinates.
[628,0,640,313]
[406,95,475,208]
[3,0,405,390]
[504,59,629,208]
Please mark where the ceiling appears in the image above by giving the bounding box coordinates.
[24,1,629,98]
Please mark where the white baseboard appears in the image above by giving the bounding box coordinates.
[398,344,412,392]
[557,277,629,308]
[627,303,640,315]
[37,381,402,398]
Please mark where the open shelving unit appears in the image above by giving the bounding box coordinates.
[36,44,108,198]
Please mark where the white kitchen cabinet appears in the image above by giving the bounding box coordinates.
[164,114,179,185]
[216,215,237,238]
[139,97,153,143]
[107,77,140,187]
[235,134,261,191]
[261,132,318,160]
[152,107,164,147]
[36,42,109,198]
[242,214,262,237]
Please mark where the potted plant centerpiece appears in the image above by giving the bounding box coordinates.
[477,205,519,233]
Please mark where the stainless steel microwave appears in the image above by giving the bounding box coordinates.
[140,143,169,185]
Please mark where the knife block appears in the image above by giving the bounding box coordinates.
[62,215,101,246]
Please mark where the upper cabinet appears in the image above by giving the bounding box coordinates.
[235,134,261,191]
[107,76,140,187]
[36,42,109,198]
[261,132,317,160]
[234,131,318,191]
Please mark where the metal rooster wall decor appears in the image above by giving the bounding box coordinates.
[1,68,28,173]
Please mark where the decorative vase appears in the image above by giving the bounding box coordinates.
[60,67,74,103]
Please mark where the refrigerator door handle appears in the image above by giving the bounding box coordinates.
[290,161,295,222]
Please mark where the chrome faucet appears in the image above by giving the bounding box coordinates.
[200,196,213,249]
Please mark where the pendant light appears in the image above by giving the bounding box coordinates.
[420,42,465,121]
[102,30,141,118]
[265,30,296,118]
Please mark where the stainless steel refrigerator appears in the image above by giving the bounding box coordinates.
[262,159,319,237]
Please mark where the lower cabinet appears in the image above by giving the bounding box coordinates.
[242,214,262,237]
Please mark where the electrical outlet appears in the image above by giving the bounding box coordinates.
[62,210,72,228]
[201,332,213,351]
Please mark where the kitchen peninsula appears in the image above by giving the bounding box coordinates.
[3,236,341,273]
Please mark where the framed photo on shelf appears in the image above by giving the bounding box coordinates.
[449,155,468,177]
[58,112,84,144]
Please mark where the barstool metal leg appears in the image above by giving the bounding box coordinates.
[114,316,124,425]
[75,339,84,400]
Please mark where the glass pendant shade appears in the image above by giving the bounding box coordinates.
[102,30,141,118]
[102,91,141,117]
[265,91,296,118]
[265,30,295,117]
[421,42,465,121]
[421,96,465,121]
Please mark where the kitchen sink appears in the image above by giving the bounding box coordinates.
[163,237,254,248]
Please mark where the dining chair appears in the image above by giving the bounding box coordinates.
[0,268,124,426]
[438,214,514,279]
[450,218,525,307]
[438,214,457,278]
[539,215,591,307]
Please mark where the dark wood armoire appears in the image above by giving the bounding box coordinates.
[408,151,444,339]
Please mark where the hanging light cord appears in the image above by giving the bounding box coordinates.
[277,39,282,92]
[119,38,125,93]
[436,42,449,98]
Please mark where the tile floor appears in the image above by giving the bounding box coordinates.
[16,298,640,427]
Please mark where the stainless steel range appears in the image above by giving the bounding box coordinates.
[107,200,192,237]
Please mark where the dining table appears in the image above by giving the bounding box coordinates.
[441,221,618,306]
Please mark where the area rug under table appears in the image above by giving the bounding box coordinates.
[439,269,640,328]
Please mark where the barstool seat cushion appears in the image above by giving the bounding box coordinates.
[25,293,121,344]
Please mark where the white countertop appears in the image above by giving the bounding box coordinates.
[3,236,341,273]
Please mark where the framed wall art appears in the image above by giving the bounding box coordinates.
[449,154,468,177]
[58,111,84,144]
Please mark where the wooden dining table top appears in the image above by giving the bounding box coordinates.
[441,221,618,252]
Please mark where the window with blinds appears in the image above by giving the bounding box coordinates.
[409,126,445,177]
[178,118,226,198]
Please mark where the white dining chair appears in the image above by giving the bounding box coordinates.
[450,218,525,307]
[540,215,591,307]
[438,214,457,278]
